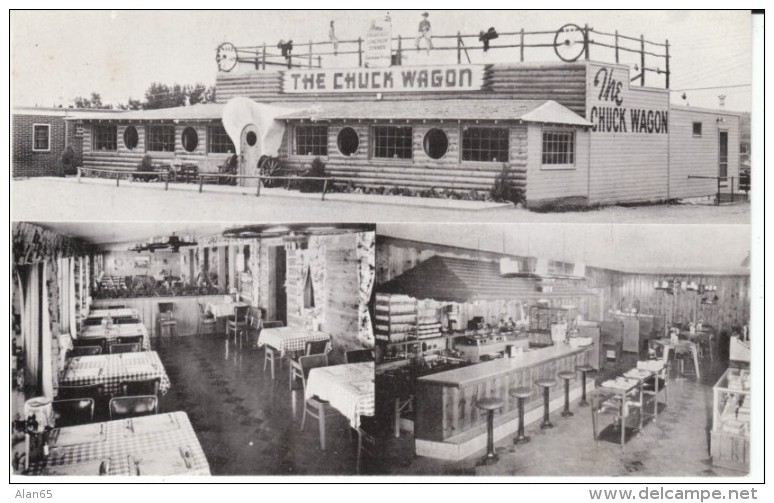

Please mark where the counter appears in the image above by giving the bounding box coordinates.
[414,343,595,459]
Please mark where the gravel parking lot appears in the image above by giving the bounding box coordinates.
[12,177,751,224]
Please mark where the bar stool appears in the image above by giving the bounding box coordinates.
[475,397,504,466]
[535,378,557,429]
[576,364,595,407]
[508,387,532,445]
[558,371,576,417]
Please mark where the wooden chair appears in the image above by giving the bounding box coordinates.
[305,340,330,356]
[301,396,338,451]
[157,302,177,338]
[109,342,141,354]
[68,345,102,358]
[197,302,217,336]
[116,335,144,347]
[226,305,249,343]
[57,384,106,418]
[52,398,95,427]
[290,353,328,392]
[122,377,161,398]
[345,349,375,364]
[109,396,158,420]
[262,320,285,380]
[73,337,106,353]
[114,317,141,325]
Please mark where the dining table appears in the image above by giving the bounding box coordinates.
[60,352,171,396]
[26,411,210,476]
[206,300,249,318]
[86,307,142,320]
[305,361,374,429]
[257,326,331,357]
[78,322,151,351]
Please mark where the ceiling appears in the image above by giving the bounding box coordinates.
[378,223,751,275]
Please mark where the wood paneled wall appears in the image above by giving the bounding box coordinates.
[586,267,750,333]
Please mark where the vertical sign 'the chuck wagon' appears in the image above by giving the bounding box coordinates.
[282,65,485,94]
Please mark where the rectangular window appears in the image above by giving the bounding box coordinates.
[92,124,117,151]
[294,125,328,156]
[461,127,509,162]
[548,260,574,276]
[207,124,235,154]
[32,124,50,151]
[692,122,703,136]
[147,124,176,152]
[541,129,575,166]
[372,126,412,160]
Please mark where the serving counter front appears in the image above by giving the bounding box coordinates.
[93,294,227,338]
[414,344,595,460]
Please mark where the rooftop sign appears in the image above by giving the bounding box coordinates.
[282,65,485,94]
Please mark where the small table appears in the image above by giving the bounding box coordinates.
[206,301,249,318]
[86,308,141,320]
[651,338,701,379]
[60,352,171,396]
[26,412,210,475]
[79,323,151,351]
[257,326,330,357]
[305,362,374,429]
[591,376,644,452]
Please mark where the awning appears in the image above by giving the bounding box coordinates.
[276,99,591,127]
[379,255,594,303]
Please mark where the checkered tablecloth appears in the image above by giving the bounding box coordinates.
[79,323,151,351]
[27,412,210,476]
[60,352,171,396]
[305,362,374,428]
[206,301,248,318]
[87,308,141,320]
[257,327,330,356]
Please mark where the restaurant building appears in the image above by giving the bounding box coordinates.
[373,228,751,473]
[12,222,376,475]
[72,25,742,208]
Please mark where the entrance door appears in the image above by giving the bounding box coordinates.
[240,124,260,187]
[267,245,287,325]
[718,131,728,179]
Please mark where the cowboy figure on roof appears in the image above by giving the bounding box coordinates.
[415,12,433,53]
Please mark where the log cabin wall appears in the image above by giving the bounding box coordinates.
[81,121,232,173]
[280,120,528,194]
[586,267,749,334]
[215,63,588,115]
[284,232,368,363]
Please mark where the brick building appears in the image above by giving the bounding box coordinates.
[12,107,118,178]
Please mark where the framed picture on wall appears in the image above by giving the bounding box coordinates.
[134,256,151,268]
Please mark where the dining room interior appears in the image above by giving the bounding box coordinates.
[11,220,376,476]
[372,223,752,477]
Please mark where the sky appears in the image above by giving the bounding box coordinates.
[378,223,751,275]
[11,10,753,111]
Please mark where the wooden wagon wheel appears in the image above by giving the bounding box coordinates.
[259,156,283,187]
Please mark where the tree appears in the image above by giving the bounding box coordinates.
[143,82,186,110]
[73,92,107,109]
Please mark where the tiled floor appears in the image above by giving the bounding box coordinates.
[372,354,746,477]
[154,334,362,475]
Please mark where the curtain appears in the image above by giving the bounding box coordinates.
[356,232,376,348]
[20,264,42,395]
[41,263,53,399]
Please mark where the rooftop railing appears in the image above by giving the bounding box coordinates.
[221,24,671,89]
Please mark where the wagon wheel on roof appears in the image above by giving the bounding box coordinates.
[259,156,283,188]
[554,23,587,63]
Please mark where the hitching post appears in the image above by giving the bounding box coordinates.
[165,172,169,191]
[77,167,81,183]
[322,179,328,201]
[199,175,204,193]
[256,179,261,197]
[116,172,120,187]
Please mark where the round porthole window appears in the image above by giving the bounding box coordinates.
[423,128,449,160]
[123,126,139,150]
[336,127,359,157]
[181,127,199,153]
[245,131,258,147]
